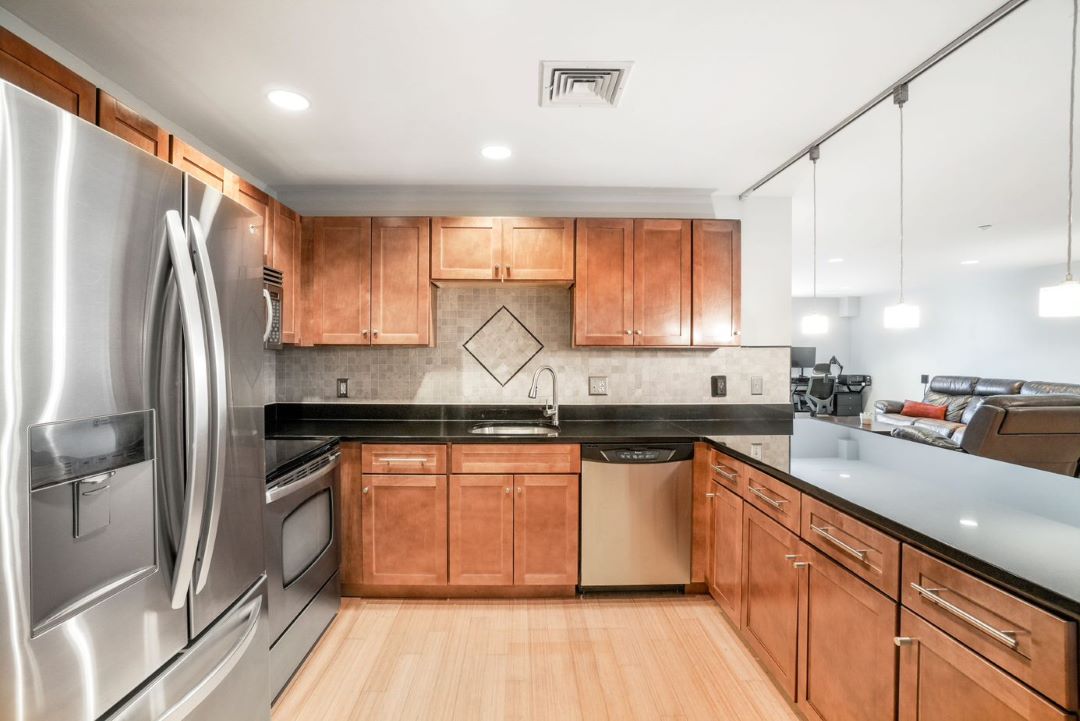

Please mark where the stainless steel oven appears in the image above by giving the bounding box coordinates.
[264,439,341,698]
[263,266,283,350]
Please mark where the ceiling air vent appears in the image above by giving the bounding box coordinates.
[539,61,633,108]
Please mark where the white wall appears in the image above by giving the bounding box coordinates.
[850,263,1080,405]
[789,297,853,370]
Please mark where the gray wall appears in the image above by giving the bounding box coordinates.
[849,263,1080,405]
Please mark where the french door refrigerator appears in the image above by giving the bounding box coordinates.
[0,80,270,720]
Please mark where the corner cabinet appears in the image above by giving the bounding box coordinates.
[574,218,739,348]
[305,216,432,346]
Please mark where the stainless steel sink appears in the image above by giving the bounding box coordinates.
[469,422,559,436]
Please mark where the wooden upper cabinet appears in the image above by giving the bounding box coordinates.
[514,474,579,586]
[361,474,448,586]
[270,200,302,344]
[0,27,95,121]
[170,137,227,192]
[797,542,897,721]
[500,217,574,281]
[574,218,634,346]
[692,219,741,346]
[634,219,691,346]
[96,90,168,160]
[370,217,431,346]
[224,172,271,260]
[898,609,1070,721]
[449,475,515,586]
[431,216,501,280]
[310,217,371,345]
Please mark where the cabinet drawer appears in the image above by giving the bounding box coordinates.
[902,545,1077,710]
[801,495,900,599]
[708,448,744,493]
[743,468,801,534]
[451,444,580,474]
[362,444,447,474]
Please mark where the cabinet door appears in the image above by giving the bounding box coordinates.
[501,217,574,281]
[370,217,431,346]
[692,219,741,346]
[311,217,371,345]
[449,475,514,585]
[361,474,448,586]
[633,219,691,346]
[513,475,578,585]
[96,90,169,160]
[574,218,634,346]
[797,543,897,721]
[898,609,1069,721]
[224,173,271,261]
[707,483,744,625]
[0,27,95,120]
[170,137,226,192]
[742,505,802,700]
[431,216,502,280]
[339,444,365,593]
[271,201,302,344]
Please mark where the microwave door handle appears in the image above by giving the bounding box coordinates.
[189,216,228,594]
[261,288,273,342]
[164,210,211,609]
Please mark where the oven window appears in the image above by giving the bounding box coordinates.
[281,488,333,586]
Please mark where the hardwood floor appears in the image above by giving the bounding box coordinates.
[273,595,800,721]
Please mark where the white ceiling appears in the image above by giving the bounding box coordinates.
[771,0,1075,297]
[0,0,1005,193]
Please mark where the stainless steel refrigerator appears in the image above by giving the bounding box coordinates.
[0,80,271,719]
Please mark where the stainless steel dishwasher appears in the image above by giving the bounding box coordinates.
[580,443,694,589]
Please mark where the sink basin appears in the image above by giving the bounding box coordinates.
[469,422,559,436]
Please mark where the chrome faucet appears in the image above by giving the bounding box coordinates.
[527,365,559,427]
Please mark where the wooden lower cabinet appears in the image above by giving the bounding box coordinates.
[741,505,801,700]
[449,474,514,585]
[897,609,1070,721]
[797,542,897,721]
[514,474,579,585]
[707,482,743,624]
[339,444,365,593]
[361,474,447,586]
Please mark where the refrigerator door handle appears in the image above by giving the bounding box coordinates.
[189,216,229,593]
[261,288,273,342]
[164,210,212,609]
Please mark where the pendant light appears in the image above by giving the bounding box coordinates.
[883,84,921,329]
[801,146,829,335]
[1039,0,1080,318]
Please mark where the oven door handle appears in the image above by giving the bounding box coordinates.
[265,453,340,504]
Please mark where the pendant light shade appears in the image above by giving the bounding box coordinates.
[800,146,829,335]
[1039,0,1080,318]
[885,84,920,329]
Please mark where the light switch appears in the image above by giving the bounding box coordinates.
[751,376,764,395]
[750,443,763,460]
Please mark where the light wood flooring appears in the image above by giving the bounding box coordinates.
[272,594,799,721]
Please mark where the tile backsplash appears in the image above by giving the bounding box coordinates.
[275,286,788,404]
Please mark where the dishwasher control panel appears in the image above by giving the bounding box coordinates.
[601,448,673,463]
[582,443,694,464]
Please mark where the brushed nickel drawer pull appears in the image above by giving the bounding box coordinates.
[748,485,787,510]
[705,492,718,498]
[810,524,869,562]
[894,636,916,647]
[377,457,428,464]
[711,464,739,482]
[910,582,1019,650]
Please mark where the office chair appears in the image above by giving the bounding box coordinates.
[805,356,843,417]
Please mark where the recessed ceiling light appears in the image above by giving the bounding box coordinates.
[839,473,851,479]
[267,89,310,111]
[481,145,512,160]
[828,257,844,263]
[960,259,980,265]
[959,518,979,528]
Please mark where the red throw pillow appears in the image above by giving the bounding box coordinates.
[901,400,947,420]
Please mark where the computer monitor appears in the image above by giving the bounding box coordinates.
[791,347,816,370]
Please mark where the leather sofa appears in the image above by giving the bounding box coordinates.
[874,376,1080,476]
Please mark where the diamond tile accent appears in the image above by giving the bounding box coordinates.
[463,306,543,386]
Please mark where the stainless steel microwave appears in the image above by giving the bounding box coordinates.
[263,266,283,350]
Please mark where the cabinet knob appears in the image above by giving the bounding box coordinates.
[505,265,511,277]
[494,264,500,278]
[504,487,511,494]
[784,554,799,560]
[516,487,523,495]
[894,637,916,647]
[362,330,368,336]
[372,330,379,337]
[362,487,370,494]
[792,561,809,569]
[634,330,643,335]
[624,329,631,335]
[733,330,741,336]
[249,224,259,235]
[704,492,718,498]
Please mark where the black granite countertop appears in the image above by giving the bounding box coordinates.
[265,403,1080,619]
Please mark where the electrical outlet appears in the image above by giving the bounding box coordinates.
[711,375,727,397]
[750,443,763,460]
[336,378,349,398]
[750,376,764,396]
[589,376,609,395]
